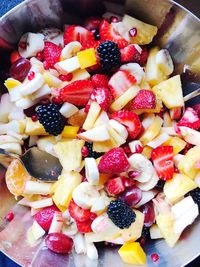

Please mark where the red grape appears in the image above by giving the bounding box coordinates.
[45,233,73,254]
[141,202,155,227]
[9,58,31,82]
[120,186,142,207]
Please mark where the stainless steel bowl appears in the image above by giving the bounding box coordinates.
[0,0,200,266]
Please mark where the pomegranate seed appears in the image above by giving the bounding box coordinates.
[151,253,159,262]
[135,144,143,153]
[36,52,44,61]
[52,96,63,104]
[174,167,179,173]
[123,178,135,187]
[43,61,50,70]
[128,170,140,179]
[31,115,38,122]
[28,71,35,81]
[40,98,50,105]
[5,211,14,222]
[84,104,90,113]
[123,146,131,154]
[59,73,73,82]
[81,146,89,157]
[129,28,137,37]
[110,16,119,23]
[82,176,88,182]
[19,41,27,49]
[90,213,97,220]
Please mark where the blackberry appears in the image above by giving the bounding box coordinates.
[97,41,121,71]
[85,142,103,159]
[185,188,200,211]
[36,103,65,136]
[107,199,136,229]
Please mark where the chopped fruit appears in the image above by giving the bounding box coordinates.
[5,211,14,222]
[9,58,31,82]
[81,40,101,50]
[83,101,101,130]
[64,25,94,46]
[59,80,94,106]
[43,72,62,87]
[77,48,97,69]
[84,142,103,159]
[78,124,110,142]
[68,108,87,127]
[59,102,78,118]
[84,16,102,31]
[10,50,21,64]
[186,188,200,211]
[131,89,156,110]
[118,242,146,265]
[5,159,32,197]
[164,173,197,204]
[133,95,163,115]
[192,104,200,117]
[25,117,47,136]
[45,233,73,254]
[98,147,130,174]
[91,87,112,111]
[108,70,137,100]
[54,56,80,74]
[99,20,128,49]
[106,177,125,195]
[163,136,186,154]
[156,49,174,76]
[91,74,109,88]
[120,186,142,207]
[170,107,182,120]
[76,219,93,233]
[68,199,94,222]
[151,146,174,180]
[177,107,200,130]
[61,126,79,138]
[111,110,142,139]
[4,78,21,90]
[43,41,62,68]
[142,146,153,159]
[34,205,59,231]
[120,44,146,64]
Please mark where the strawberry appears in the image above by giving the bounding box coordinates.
[64,25,94,46]
[76,219,93,233]
[81,40,101,50]
[91,87,112,111]
[110,110,142,139]
[131,90,156,110]
[192,104,200,117]
[106,177,125,195]
[99,20,128,49]
[68,199,95,222]
[120,45,142,63]
[108,70,136,99]
[59,80,94,106]
[84,16,102,31]
[43,41,62,68]
[98,147,130,174]
[91,74,110,88]
[10,50,21,64]
[151,146,174,180]
[177,107,200,130]
[34,205,59,231]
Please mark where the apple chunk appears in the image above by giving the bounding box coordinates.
[78,125,110,142]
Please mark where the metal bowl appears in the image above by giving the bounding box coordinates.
[0,0,200,266]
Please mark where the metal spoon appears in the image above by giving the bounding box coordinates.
[0,147,62,182]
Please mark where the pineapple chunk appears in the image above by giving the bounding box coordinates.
[178,146,200,179]
[156,213,180,247]
[61,126,79,138]
[83,102,101,130]
[163,112,173,127]
[77,48,97,69]
[43,72,62,87]
[4,78,21,90]
[163,136,186,154]
[140,115,163,145]
[118,242,146,265]
[25,118,47,135]
[68,108,87,127]
[110,86,139,112]
[152,75,184,108]
[122,14,158,45]
[142,146,153,159]
[52,172,82,211]
[164,173,197,204]
[54,140,85,172]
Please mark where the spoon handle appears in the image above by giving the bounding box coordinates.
[184,88,200,102]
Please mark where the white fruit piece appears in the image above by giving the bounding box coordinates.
[23,181,52,195]
[32,84,51,100]
[136,173,159,191]
[49,211,64,233]
[31,221,46,240]
[163,111,173,127]
[171,196,196,220]
[8,105,25,121]
[43,71,62,87]
[7,131,28,141]
[94,111,109,127]
[150,224,163,239]
[8,85,22,102]
[62,223,78,237]
[73,233,87,254]
[0,135,23,145]
[111,22,131,42]
[16,97,38,109]
[156,49,174,76]
[0,143,22,155]
[55,56,80,74]
[120,63,145,84]
[173,154,184,168]
[85,158,99,185]
[61,41,82,59]
[109,119,128,140]
[37,136,57,156]
[18,32,44,58]
[0,120,25,135]
[29,198,53,209]
[0,93,13,123]
[86,242,98,260]
[30,57,44,72]
[128,140,142,153]
[72,182,100,209]
[78,124,110,142]
[147,133,169,148]
[142,114,155,130]
[135,190,158,208]
[40,28,64,46]
[179,127,200,146]
[59,102,79,118]
[20,73,45,96]
[83,102,101,130]
[91,196,107,213]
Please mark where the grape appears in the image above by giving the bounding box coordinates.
[9,58,31,82]
[141,201,155,227]
[120,186,142,207]
[45,233,73,254]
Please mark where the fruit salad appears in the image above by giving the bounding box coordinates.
[1,12,200,265]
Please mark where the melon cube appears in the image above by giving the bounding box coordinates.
[118,242,146,265]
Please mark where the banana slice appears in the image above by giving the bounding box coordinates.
[109,119,128,140]
[156,49,174,76]
[136,173,159,191]
[20,73,45,96]
[85,158,99,185]
[61,41,82,59]
[86,242,98,260]
[72,182,100,209]
[40,28,64,46]
[120,63,145,84]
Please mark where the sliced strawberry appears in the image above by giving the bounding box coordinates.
[106,177,125,195]
[91,87,112,111]
[151,146,174,181]
[108,70,136,99]
[34,205,59,231]
[192,104,200,117]
[81,40,101,50]
[170,107,182,120]
[120,45,148,65]
[99,20,128,49]
[84,16,102,31]
[64,25,94,46]
[91,74,110,88]
[131,90,156,110]
[110,110,142,139]
[76,219,93,233]
[68,199,95,222]
[43,41,62,68]
[177,107,200,130]
[59,80,94,106]
[98,148,130,174]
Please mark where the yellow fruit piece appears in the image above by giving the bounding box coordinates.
[142,146,153,159]
[52,172,82,211]
[156,213,180,247]
[99,173,112,185]
[77,48,97,69]
[178,146,200,179]
[163,112,172,127]
[133,95,163,115]
[4,78,21,90]
[83,101,101,130]
[152,75,184,108]
[68,109,87,127]
[61,126,79,138]
[43,72,62,87]
[118,242,146,265]
[5,159,32,196]
[122,14,158,45]
[139,78,150,89]
[140,115,163,145]
[164,173,197,204]
[163,136,186,154]
[25,118,47,136]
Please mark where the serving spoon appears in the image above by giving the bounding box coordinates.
[0,147,62,182]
